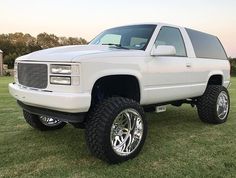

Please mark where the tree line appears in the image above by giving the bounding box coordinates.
[229,58,236,75]
[0,32,87,69]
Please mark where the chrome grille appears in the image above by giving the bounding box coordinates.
[18,63,48,89]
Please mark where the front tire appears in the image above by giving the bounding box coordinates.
[23,110,67,131]
[85,97,147,164]
[197,85,230,124]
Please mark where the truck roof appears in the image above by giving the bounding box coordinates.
[113,22,182,28]
[112,22,214,37]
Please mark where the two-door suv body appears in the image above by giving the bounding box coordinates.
[9,23,230,163]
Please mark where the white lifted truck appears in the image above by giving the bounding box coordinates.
[9,23,230,163]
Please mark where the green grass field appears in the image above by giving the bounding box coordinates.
[0,77,235,178]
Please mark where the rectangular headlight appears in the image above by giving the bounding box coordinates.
[50,76,71,85]
[50,65,72,74]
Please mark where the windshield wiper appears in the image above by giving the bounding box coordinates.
[102,43,130,50]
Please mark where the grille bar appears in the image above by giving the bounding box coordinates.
[18,63,48,89]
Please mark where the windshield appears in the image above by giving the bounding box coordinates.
[89,25,157,50]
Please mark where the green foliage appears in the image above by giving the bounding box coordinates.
[3,71,11,76]
[3,53,18,69]
[37,33,60,49]
[229,58,236,75]
[0,33,87,69]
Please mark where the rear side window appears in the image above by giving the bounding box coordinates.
[186,28,227,60]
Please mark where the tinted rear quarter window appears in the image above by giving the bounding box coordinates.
[186,28,227,60]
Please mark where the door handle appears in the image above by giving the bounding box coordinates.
[186,63,192,68]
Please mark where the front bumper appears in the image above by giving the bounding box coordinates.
[9,83,91,113]
[17,100,86,123]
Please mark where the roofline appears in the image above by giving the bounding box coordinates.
[105,22,183,30]
[104,22,219,38]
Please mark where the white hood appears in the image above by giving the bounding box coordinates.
[17,45,123,62]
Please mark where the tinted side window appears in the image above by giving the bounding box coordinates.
[155,26,187,56]
[186,28,227,60]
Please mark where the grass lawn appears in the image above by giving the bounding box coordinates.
[0,77,235,178]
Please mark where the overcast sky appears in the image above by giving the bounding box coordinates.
[0,0,235,57]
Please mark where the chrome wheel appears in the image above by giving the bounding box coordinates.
[39,116,63,127]
[217,91,229,120]
[110,109,144,156]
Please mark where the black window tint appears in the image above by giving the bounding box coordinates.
[186,28,227,60]
[155,26,187,56]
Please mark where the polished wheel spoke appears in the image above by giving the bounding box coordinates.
[110,109,143,156]
[217,91,229,120]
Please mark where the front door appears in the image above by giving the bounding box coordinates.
[143,26,189,104]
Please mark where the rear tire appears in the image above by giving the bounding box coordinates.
[23,110,66,131]
[197,85,230,124]
[85,97,147,164]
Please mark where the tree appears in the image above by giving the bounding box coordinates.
[229,57,236,75]
[59,37,87,45]
[37,33,60,49]
[0,32,87,68]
